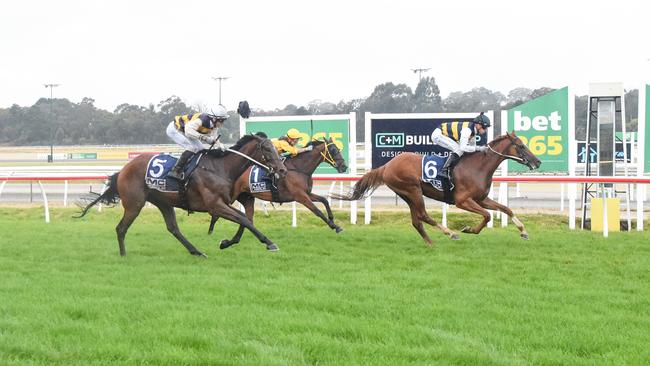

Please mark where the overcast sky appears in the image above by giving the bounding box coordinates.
[1,0,648,112]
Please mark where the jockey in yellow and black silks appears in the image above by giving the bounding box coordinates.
[272,128,313,157]
[165,105,229,180]
[431,112,490,179]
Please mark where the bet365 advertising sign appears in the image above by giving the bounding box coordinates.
[507,87,569,172]
[244,117,349,174]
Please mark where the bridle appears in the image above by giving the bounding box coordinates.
[486,139,528,165]
[319,140,345,171]
[226,138,274,172]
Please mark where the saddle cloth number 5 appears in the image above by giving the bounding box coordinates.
[149,158,167,178]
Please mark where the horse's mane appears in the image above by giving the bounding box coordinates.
[305,140,325,147]
[488,134,510,147]
[202,134,260,157]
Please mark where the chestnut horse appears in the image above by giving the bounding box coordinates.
[209,138,348,249]
[335,132,541,245]
[77,134,288,256]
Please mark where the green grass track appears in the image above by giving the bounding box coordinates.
[1,207,649,365]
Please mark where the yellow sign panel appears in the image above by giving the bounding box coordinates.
[591,198,620,232]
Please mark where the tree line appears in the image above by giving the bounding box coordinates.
[0,77,640,146]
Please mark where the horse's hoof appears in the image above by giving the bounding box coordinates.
[193,251,208,258]
[220,240,234,250]
[451,233,460,240]
[266,244,280,252]
[521,233,529,240]
[335,226,343,234]
[461,226,472,233]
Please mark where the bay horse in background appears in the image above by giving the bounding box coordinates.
[77,134,288,256]
[211,138,348,249]
[335,132,541,245]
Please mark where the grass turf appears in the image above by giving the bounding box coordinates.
[1,207,649,365]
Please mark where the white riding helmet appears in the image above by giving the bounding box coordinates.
[210,105,229,121]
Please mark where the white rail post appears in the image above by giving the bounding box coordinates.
[350,181,357,224]
[602,186,608,238]
[37,181,50,223]
[327,181,336,206]
[442,203,448,227]
[568,86,577,230]
[364,111,372,225]
[292,202,297,227]
[364,196,371,225]
[0,181,7,200]
[63,180,68,207]
[97,183,108,212]
[637,85,646,231]
[560,183,565,212]
[500,182,508,227]
[487,184,494,228]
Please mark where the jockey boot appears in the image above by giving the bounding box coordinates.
[441,152,460,179]
[168,150,194,180]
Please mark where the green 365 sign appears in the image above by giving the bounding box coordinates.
[507,87,569,172]
[244,117,350,174]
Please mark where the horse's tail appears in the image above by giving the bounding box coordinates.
[75,173,121,218]
[333,166,385,201]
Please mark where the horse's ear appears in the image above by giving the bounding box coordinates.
[505,131,511,137]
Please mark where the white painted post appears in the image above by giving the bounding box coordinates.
[560,183,565,212]
[97,183,108,212]
[500,110,508,227]
[602,187,608,238]
[568,86,577,230]
[338,181,343,208]
[327,181,336,206]
[487,184,494,228]
[348,111,358,224]
[350,181,357,224]
[63,180,68,207]
[500,183,508,227]
[364,111,372,225]
[37,181,49,223]
[364,196,371,225]
[637,85,646,231]
[442,203,448,227]
[0,181,7,200]
[292,202,297,227]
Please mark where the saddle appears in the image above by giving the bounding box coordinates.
[421,154,455,204]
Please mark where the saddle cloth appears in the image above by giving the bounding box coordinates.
[421,154,455,203]
[248,165,273,193]
[144,153,201,192]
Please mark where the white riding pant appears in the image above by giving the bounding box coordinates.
[166,122,204,153]
[431,128,462,156]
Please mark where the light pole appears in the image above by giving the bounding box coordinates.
[411,68,430,82]
[211,76,229,105]
[44,83,60,163]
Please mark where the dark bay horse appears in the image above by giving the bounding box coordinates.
[77,134,288,256]
[335,132,541,245]
[211,138,348,249]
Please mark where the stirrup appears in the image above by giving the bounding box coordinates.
[168,170,183,180]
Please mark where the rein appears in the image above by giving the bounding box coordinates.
[226,147,271,171]
[487,144,524,163]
